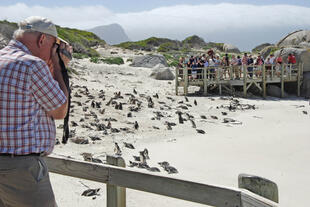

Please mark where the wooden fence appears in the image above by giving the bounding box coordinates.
[45,155,278,207]
[175,63,303,98]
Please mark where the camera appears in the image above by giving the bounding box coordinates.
[56,38,72,61]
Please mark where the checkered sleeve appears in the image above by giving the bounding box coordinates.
[30,60,67,112]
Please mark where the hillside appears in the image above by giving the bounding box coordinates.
[88,23,130,45]
[0,20,105,58]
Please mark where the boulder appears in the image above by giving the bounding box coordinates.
[273,48,310,72]
[277,30,310,48]
[252,43,272,53]
[130,55,168,68]
[150,66,175,80]
[223,43,240,53]
[260,46,279,59]
[267,85,288,98]
[302,72,310,98]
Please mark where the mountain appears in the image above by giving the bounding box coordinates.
[88,23,130,45]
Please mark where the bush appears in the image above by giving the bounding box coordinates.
[90,57,124,65]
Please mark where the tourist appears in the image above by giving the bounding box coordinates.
[247,54,254,78]
[255,54,264,77]
[231,54,239,79]
[0,16,71,207]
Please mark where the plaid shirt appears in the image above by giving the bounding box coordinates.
[0,40,66,155]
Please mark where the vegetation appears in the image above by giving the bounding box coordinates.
[90,57,124,65]
[56,26,104,57]
[0,20,104,58]
[162,53,179,67]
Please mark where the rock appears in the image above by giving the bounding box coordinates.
[252,43,272,53]
[266,85,288,98]
[130,55,168,68]
[223,43,240,53]
[260,46,279,59]
[302,72,310,98]
[277,30,310,48]
[273,47,310,72]
[150,67,175,80]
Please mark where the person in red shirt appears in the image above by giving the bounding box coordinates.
[287,53,296,64]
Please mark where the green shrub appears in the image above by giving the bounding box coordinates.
[90,57,124,65]
[73,53,88,59]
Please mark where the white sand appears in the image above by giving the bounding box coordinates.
[51,54,310,207]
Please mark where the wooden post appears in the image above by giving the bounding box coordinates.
[217,68,222,95]
[203,67,208,96]
[297,63,301,96]
[271,65,274,80]
[107,155,126,207]
[239,174,279,203]
[243,65,247,97]
[280,64,284,98]
[175,67,179,95]
[262,65,266,98]
[184,68,188,96]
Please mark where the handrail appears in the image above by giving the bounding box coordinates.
[45,156,277,207]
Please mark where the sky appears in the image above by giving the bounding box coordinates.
[0,0,310,51]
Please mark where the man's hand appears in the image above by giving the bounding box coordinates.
[59,42,73,67]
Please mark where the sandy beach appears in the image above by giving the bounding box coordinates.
[50,53,310,207]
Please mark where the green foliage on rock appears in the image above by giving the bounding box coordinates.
[56,26,104,57]
[163,53,179,67]
[90,57,124,65]
[0,20,103,58]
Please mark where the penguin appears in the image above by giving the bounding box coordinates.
[134,121,139,130]
[194,99,197,106]
[124,142,135,149]
[185,96,189,102]
[142,148,150,159]
[196,129,206,134]
[189,119,196,128]
[158,161,169,168]
[178,113,184,124]
[164,165,178,174]
[107,121,111,129]
[114,142,122,155]
[91,100,95,108]
[133,88,137,94]
[119,102,123,110]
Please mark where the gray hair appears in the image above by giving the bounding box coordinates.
[13,29,41,40]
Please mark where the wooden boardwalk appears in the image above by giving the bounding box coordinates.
[175,63,303,98]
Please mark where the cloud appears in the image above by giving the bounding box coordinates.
[1,3,310,50]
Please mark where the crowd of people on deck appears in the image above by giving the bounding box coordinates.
[178,49,297,80]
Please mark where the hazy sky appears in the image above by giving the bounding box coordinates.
[1,1,309,51]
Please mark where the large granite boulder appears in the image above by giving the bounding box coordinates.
[273,48,310,72]
[130,55,168,68]
[223,43,240,53]
[267,85,288,98]
[150,65,175,80]
[252,43,272,53]
[277,30,310,48]
[302,72,310,98]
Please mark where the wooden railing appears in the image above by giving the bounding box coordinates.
[175,63,303,97]
[45,155,278,207]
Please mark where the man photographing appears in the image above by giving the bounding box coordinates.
[0,16,71,207]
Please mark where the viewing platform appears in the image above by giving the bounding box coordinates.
[175,63,303,98]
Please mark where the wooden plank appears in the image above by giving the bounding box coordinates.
[108,167,242,207]
[297,63,301,96]
[45,156,109,183]
[175,67,179,95]
[262,65,266,98]
[107,156,126,207]
[280,65,284,98]
[203,67,208,96]
[184,68,188,96]
[241,191,278,207]
[243,65,247,97]
[46,156,277,207]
